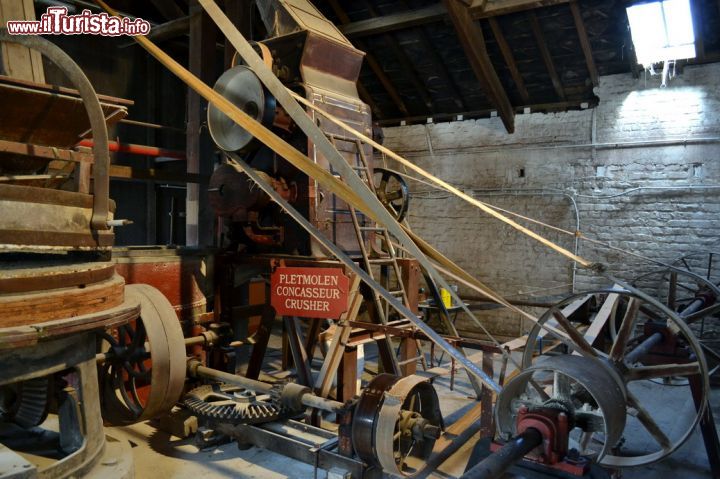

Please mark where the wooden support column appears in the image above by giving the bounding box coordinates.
[224,0,252,69]
[186,1,217,246]
[569,1,598,87]
[145,56,158,245]
[528,11,566,101]
[443,0,515,133]
[488,17,529,104]
[338,346,358,402]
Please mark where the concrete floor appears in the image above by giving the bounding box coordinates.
[105,341,718,479]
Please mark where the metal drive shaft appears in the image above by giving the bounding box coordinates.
[460,428,543,479]
[187,359,346,414]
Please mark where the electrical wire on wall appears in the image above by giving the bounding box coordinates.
[390,166,720,291]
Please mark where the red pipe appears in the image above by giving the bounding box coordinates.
[78,139,186,160]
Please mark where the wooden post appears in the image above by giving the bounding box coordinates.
[223,0,252,69]
[338,346,358,402]
[186,0,217,246]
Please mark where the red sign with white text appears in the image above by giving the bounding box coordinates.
[270,267,349,319]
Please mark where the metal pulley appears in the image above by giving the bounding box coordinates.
[97,284,187,426]
[208,65,277,152]
[352,374,443,477]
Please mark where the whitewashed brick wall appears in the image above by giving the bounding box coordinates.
[381,63,720,339]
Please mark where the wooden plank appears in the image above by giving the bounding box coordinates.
[186,0,217,246]
[108,164,207,184]
[501,293,593,351]
[338,0,571,37]
[443,0,515,133]
[487,17,529,103]
[223,0,251,69]
[0,274,124,326]
[569,1,598,87]
[314,276,362,398]
[376,98,596,125]
[471,0,570,17]
[0,0,45,83]
[583,290,619,346]
[528,11,566,101]
[327,0,409,116]
[0,139,94,163]
[339,4,447,38]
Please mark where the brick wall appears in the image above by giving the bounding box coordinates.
[381,63,720,340]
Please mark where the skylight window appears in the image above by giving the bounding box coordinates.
[626,0,696,67]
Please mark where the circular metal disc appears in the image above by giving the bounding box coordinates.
[208,65,275,152]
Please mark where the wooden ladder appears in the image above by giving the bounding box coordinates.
[327,134,426,374]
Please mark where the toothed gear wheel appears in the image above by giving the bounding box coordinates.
[184,383,285,424]
[0,377,50,429]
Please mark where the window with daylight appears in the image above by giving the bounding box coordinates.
[626,0,696,67]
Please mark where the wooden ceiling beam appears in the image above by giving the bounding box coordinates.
[340,3,447,38]
[569,1,598,87]
[327,0,409,116]
[376,98,596,126]
[528,11,566,101]
[339,0,570,38]
[471,0,570,18]
[391,0,467,111]
[443,0,514,133]
[487,17,529,104]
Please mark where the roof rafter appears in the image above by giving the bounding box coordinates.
[339,0,570,38]
[487,17,530,104]
[443,0,515,133]
[528,11,566,101]
[327,0,410,117]
[569,1,599,87]
[362,0,436,114]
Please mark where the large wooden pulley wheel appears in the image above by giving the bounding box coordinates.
[98,284,187,426]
